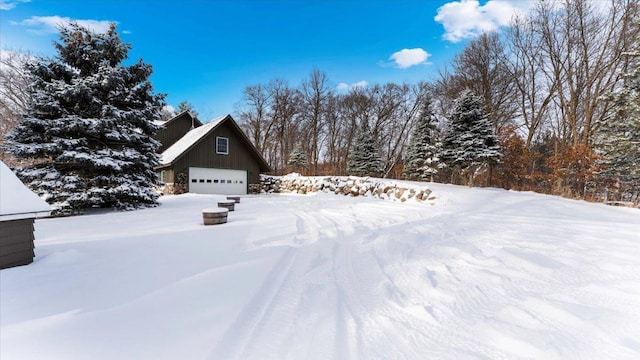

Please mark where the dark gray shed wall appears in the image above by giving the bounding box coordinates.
[156,113,201,153]
[0,218,35,269]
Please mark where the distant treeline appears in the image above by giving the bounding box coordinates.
[235,0,640,204]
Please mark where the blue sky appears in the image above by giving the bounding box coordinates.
[0,0,535,120]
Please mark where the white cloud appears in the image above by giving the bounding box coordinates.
[351,80,368,89]
[389,48,431,69]
[336,80,368,92]
[434,0,533,42]
[13,15,115,34]
[0,0,30,11]
[163,105,176,114]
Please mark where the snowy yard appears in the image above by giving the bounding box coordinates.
[1,183,640,359]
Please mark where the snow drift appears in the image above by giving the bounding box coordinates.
[1,182,639,359]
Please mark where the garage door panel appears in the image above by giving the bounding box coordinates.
[188,167,247,195]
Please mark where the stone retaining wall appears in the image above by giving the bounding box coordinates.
[261,173,436,204]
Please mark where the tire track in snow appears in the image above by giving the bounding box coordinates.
[209,247,299,359]
[331,236,405,359]
[211,206,351,359]
[333,280,355,360]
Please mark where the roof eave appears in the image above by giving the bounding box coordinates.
[0,210,51,222]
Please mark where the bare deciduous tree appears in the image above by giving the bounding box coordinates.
[300,69,331,175]
[369,83,430,177]
[507,14,557,150]
[323,93,344,174]
[0,50,32,165]
[335,88,371,175]
[269,79,301,174]
[534,0,638,145]
[237,84,272,155]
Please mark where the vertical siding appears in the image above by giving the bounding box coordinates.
[155,114,198,153]
[0,218,35,269]
[170,121,262,187]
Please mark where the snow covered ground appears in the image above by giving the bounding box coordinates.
[1,182,640,359]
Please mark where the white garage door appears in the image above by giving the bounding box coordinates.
[188,167,248,195]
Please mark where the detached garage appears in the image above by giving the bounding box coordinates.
[155,114,270,195]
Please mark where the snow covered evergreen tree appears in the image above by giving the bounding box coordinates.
[597,30,640,202]
[441,89,501,186]
[3,23,165,213]
[347,119,382,177]
[403,99,441,182]
[287,147,308,172]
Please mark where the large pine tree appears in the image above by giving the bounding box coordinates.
[3,23,165,213]
[347,119,382,177]
[403,99,441,181]
[597,30,640,201]
[441,89,501,186]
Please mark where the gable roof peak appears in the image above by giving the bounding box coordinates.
[156,110,203,128]
[159,115,227,166]
[157,114,271,172]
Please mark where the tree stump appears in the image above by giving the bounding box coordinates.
[226,196,241,203]
[202,208,228,225]
[217,200,236,211]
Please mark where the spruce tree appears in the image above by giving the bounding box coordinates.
[440,89,501,186]
[597,31,640,200]
[347,119,382,177]
[3,23,165,213]
[403,99,441,181]
[287,147,308,173]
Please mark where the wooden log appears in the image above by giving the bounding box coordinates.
[217,200,236,211]
[226,196,241,203]
[202,208,229,225]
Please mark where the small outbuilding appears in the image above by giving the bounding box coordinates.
[0,160,51,269]
[155,114,271,195]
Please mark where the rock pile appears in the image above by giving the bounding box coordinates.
[260,173,436,204]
